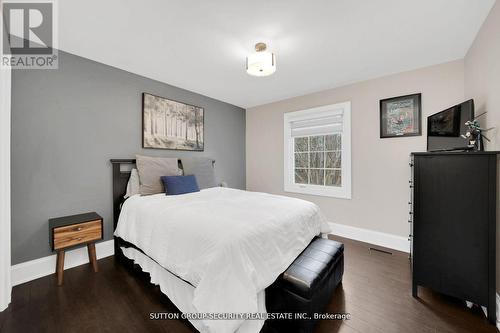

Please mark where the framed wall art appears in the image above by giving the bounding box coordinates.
[380,93,421,138]
[143,93,204,151]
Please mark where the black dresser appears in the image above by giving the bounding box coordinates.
[410,151,498,325]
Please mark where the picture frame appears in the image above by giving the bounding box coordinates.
[142,92,204,151]
[380,93,422,138]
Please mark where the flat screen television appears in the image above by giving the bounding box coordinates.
[427,99,474,151]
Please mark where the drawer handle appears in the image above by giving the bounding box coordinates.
[73,237,83,241]
[73,227,83,232]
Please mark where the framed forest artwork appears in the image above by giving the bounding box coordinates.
[142,93,204,151]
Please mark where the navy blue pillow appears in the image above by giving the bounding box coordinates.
[161,175,200,195]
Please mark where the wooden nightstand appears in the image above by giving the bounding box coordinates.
[49,212,103,285]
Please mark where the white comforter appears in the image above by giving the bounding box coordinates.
[115,187,329,333]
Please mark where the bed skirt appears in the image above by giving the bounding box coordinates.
[121,247,267,333]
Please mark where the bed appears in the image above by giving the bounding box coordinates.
[111,159,330,333]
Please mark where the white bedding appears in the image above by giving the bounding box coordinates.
[121,246,266,333]
[115,187,329,333]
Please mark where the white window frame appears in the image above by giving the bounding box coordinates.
[283,101,351,199]
[0,23,12,311]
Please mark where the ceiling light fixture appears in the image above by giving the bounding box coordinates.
[246,42,276,77]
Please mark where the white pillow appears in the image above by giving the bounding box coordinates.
[124,168,140,198]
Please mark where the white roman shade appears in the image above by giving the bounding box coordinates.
[290,112,343,137]
[284,102,351,199]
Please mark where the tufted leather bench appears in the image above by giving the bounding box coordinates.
[265,237,344,333]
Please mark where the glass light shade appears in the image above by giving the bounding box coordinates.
[246,51,276,77]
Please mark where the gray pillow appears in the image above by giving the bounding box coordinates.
[181,158,216,189]
[124,168,140,198]
[136,155,179,195]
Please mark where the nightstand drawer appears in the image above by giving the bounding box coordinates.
[53,220,102,250]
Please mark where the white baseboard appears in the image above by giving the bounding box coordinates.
[11,240,114,287]
[328,222,410,253]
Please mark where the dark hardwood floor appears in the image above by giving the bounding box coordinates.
[0,237,497,333]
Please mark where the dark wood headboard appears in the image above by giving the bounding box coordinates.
[110,158,216,231]
[110,159,136,230]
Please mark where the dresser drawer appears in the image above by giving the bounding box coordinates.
[53,220,102,250]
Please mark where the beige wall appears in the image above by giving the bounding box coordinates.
[464,0,500,295]
[246,0,499,307]
[246,60,465,238]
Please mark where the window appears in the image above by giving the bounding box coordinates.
[284,102,351,198]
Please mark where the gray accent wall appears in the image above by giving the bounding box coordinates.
[11,51,246,264]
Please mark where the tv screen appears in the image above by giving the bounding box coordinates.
[427,99,474,151]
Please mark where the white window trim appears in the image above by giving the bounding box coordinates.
[283,101,351,199]
[0,21,12,311]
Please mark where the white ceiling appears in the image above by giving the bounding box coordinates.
[58,0,495,108]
